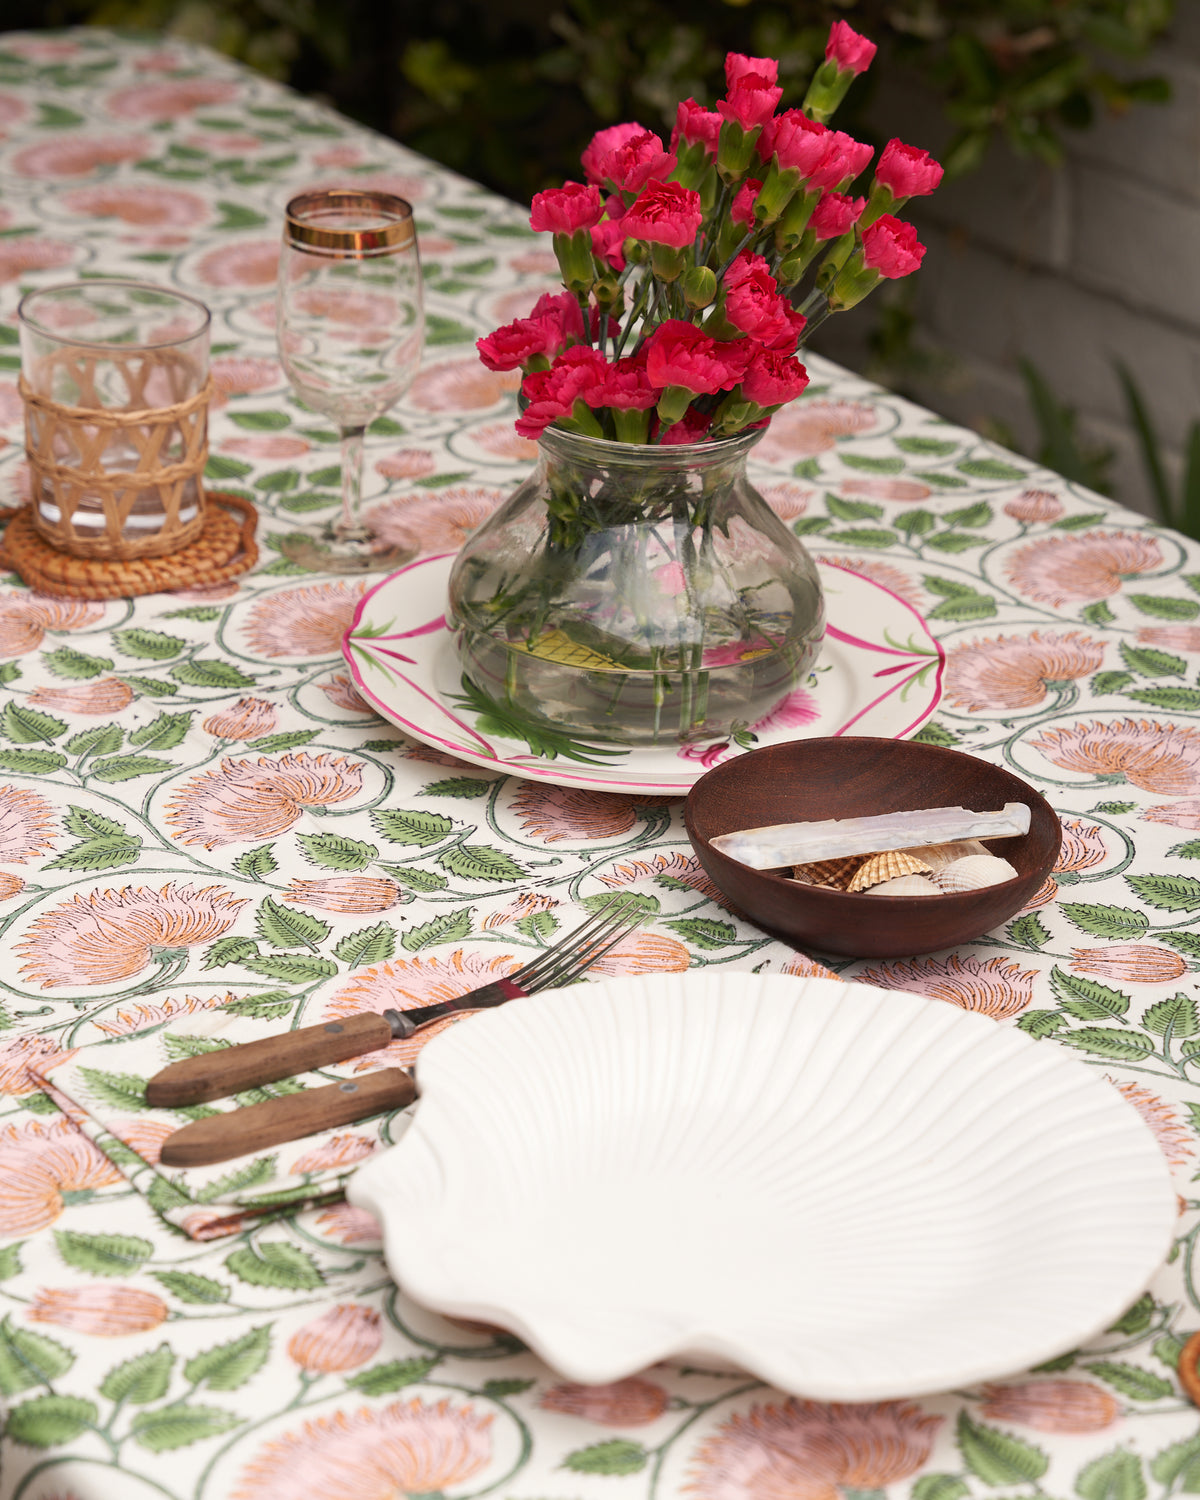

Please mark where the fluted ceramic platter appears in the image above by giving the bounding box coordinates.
[347,972,1176,1401]
[343,554,944,793]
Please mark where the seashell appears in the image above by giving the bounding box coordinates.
[847,849,932,892]
[934,854,1019,893]
[897,839,989,872]
[863,874,941,897]
[711,803,1031,870]
[790,856,863,890]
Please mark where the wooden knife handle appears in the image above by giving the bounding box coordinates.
[159,1068,418,1168]
[145,1011,396,1108]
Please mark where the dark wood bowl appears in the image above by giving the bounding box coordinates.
[684,737,1062,959]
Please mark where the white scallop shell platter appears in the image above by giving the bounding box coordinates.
[347,973,1176,1401]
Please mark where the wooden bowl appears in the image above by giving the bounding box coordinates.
[683,737,1062,959]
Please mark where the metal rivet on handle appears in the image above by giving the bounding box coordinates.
[338,1082,358,1093]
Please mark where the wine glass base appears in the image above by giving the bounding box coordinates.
[280,531,416,575]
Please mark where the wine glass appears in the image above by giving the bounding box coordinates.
[276,189,424,573]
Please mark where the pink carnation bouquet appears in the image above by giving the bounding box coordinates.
[478,23,941,450]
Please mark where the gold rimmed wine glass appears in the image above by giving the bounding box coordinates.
[276,189,424,573]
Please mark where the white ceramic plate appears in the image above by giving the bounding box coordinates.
[348,972,1176,1401]
[342,554,944,793]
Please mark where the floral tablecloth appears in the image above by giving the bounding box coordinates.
[1,24,1200,1500]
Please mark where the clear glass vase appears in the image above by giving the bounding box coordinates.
[446,426,826,747]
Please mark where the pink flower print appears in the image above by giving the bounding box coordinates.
[220,434,311,460]
[751,688,820,733]
[1058,817,1108,872]
[482,893,559,929]
[1070,945,1186,984]
[4,37,81,60]
[541,1378,669,1426]
[944,631,1105,711]
[0,1034,78,1097]
[92,992,231,1038]
[1004,489,1064,523]
[231,1398,492,1500]
[1005,530,1163,606]
[508,248,560,275]
[0,93,27,128]
[109,1118,175,1164]
[0,874,22,901]
[210,356,284,403]
[166,752,364,848]
[11,135,151,177]
[587,929,691,977]
[753,401,877,463]
[687,1398,940,1500]
[780,952,841,981]
[815,554,925,609]
[58,184,208,228]
[202,696,278,739]
[135,49,187,70]
[245,580,369,658]
[0,1118,122,1236]
[375,448,436,480]
[16,884,246,989]
[312,144,368,168]
[511,784,651,844]
[1145,798,1200,831]
[841,476,931,501]
[363,487,505,555]
[854,954,1037,1020]
[288,1304,382,1372]
[306,171,426,203]
[28,1284,169,1336]
[0,593,105,658]
[318,672,371,713]
[467,422,539,462]
[1137,625,1200,652]
[597,852,724,907]
[676,739,734,769]
[410,358,521,414]
[0,381,23,427]
[285,878,403,913]
[0,238,77,283]
[1107,1078,1194,1168]
[184,130,263,154]
[291,1134,376,1173]
[978,1380,1120,1434]
[0,784,55,862]
[168,581,242,603]
[757,482,811,521]
[106,79,240,121]
[315,1203,382,1245]
[1031,719,1200,795]
[28,678,134,715]
[196,240,280,288]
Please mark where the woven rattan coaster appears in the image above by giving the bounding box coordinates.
[0,492,258,600]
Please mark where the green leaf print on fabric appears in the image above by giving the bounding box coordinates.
[911,1478,969,1500]
[129,712,194,750]
[334,923,397,966]
[43,646,114,678]
[242,955,338,982]
[402,908,474,951]
[233,847,279,881]
[1127,594,1200,620]
[1048,967,1131,1022]
[54,1230,153,1277]
[1074,1449,1148,1500]
[6,1394,99,1448]
[184,1326,272,1391]
[255,896,331,950]
[1150,1431,1200,1488]
[437,844,526,881]
[1058,1028,1155,1062]
[151,1271,231,1304]
[664,918,738,949]
[955,1410,1048,1484]
[373,808,455,846]
[130,1402,243,1451]
[90,755,175,782]
[1126,875,1200,913]
[0,1315,74,1395]
[170,660,257,687]
[346,1356,440,1394]
[1118,642,1187,678]
[297,832,377,870]
[1142,993,1200,1038]
[64,725,124,759]
[563,1440,650,1475]
[1059,903,1150,937]
[99,1343,174,1404]
[2,704,67,743]
[226,1241,323,1290]
[78,1068,149,1112]
[1083,1361,1173,1401]
[113,628,187,660]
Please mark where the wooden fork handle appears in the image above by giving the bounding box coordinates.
[145,1011,396,1108]
[159,1068,418,1168]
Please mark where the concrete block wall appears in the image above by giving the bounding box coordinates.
[813,5,1200,520]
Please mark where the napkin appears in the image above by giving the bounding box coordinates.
[30,1003,424,1241]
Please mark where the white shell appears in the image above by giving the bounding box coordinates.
[899,838,989,871]
[863,873,942,896]
[935,854,1020,892]
[710,803,1031,869]
[347,973,1175,1401]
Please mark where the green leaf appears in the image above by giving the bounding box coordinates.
[254,467,300,493]
[170,660,256,688]
[1008,912,1050,949]
[1126,874,1200,913]
[1107,1292,1154,1334]
[1163,931,1200,959]
[161,606,221,622]
[1095,801,1137,814]
[1143,992,1199,1039]
[927,592,996,622]
[0,1245,21,1281]
[64,724,124,758]
[563,1440,649,1476]
[420,777,494,798]
[129,712,193,750]
[367,415,406,436]
[912,722,960,747]
[225,1241,322,1290]
[163,1033,233,1063]
[1123,686,1200,711]
[956,457,1028,481]
[89,755,174,782]
[1119,641,1187,678]
[245,730,320,754]
[826,495,884,521]
[117,674,179,697]
[130,1402,242,1451]
[1075,1450,1147,1500]
[923,532,987,553]
[895,437,959,457]
[913,470,969,488]
[345,1356,439,1394]
[1017,1009,1069,1038]
[2,703,66,744]
[1049,965,1130,1022]
[1152,1334,1184,1368]
[1151,1432,1200,1487]
[255,896,330,950]
[825,527,895,548]
[1083,600,1117,625]
[894,509,937,535]
[241,954,338,982]
[227,411,291,432]
[43,646,114,678]
[0,1316,74,1395]
[112,628,186,660]
[1092,671,1135,695]
[1060,901,1149,937]
[942,501,993,528]
[334,923,397,967]
[437,844,526,881]
[219,995,293,1021]
[912,1480,970,1500]
[425,313,477,346]
[147,1177,192,1218]
[202,935,260,969]
[37,102,83,125]
[664,917,738,950]
[1128,594,1200,620]
[206,455,255,482]
[372,807,454,846]
[839,453,904,473]
[151,1271,231,1304]
[956,1410,1048,1484]
[402,907,474,951]
[44,835,142,872]
[516,909,559,942]
[1083,1360,1173,1401]
[78,1067,148,1111]
[232,846,278,881]
[296,831,377,870]
[100,1343,174,1405]
[1059,1027,1155,1061]
[7,1394,98,1448]
[54,1230,153,1277]
[1171,840,1200,860]
[184,1326,271,1391]
[380,864,448,892]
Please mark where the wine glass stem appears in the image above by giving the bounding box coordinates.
[337,423,367,540]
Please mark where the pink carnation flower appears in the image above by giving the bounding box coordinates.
[516,346,609,439]
[875,139,944,198]
[740,347,810,407]
[862,215,926,278]
[717,74,783,131]
[731,179,763,227]
[829,130,874,184]
[586,353,658,411]
[808,191,865,239]
[725,52,779,89]
[660,408,714,445]
[644,320,750,395]
[581,122,652,185]
[758,111,830,176]
[723,252,806,349]
[672,98,722,155]
[590,130,676,195]
[477,291,584,372]
[590,217,628,270]
[826,20,877,73]
[530,181,603,234]
[620,179,704,248]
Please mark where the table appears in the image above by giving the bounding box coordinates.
[0,25,1199,1500]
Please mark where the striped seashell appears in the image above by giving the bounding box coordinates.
[934,854,1019,893]
[898,839,989,871]
[790,856,863,890]
[848,849,933,892]
[864,873,941,897]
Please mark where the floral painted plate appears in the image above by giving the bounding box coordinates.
[348,972,1177,1400]
[343,553,944,793]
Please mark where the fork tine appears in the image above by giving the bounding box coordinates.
[509,894,643,994]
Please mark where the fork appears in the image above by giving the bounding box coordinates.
[146,894,644,1110]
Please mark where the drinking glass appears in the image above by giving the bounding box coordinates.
[276,189,424,573]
